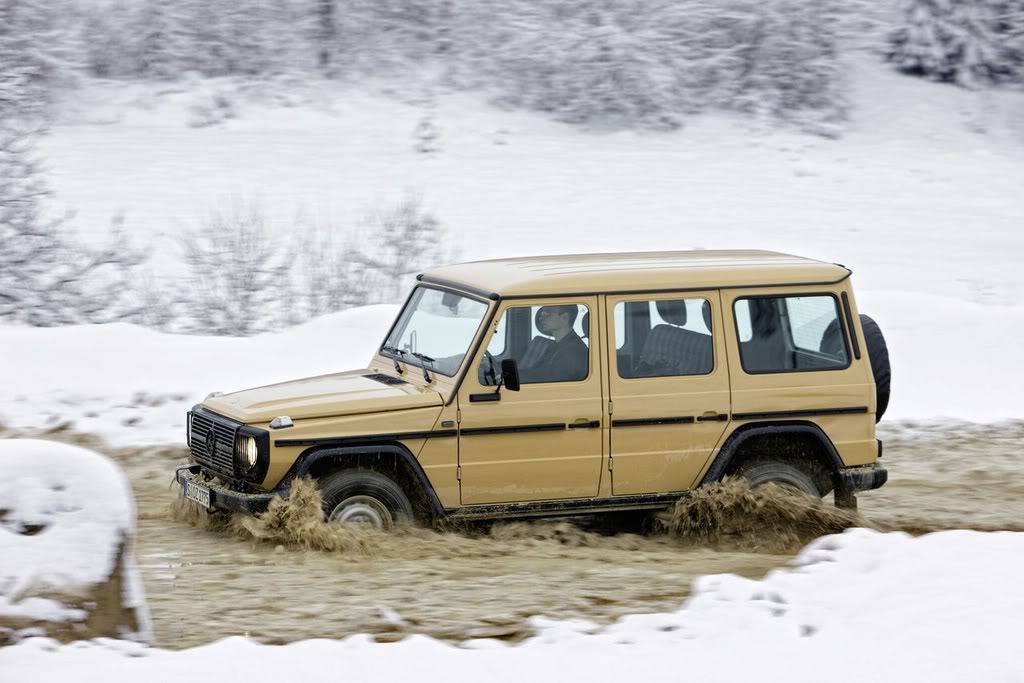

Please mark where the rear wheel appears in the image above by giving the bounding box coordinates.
[318,469,414,531]
[734,459,823,498]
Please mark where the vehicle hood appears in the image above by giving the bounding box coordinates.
[202,369,442,424]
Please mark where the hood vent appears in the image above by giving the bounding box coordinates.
[363,373,408,386]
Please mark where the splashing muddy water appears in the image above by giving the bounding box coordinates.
[664,478,873,553]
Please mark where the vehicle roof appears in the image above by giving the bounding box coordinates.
[419,250,850,299]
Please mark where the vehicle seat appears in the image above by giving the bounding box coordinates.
[739,300,789,371]
[635,301,712,376]
[519,308,556,370]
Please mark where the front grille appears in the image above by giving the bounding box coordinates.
[189,409,239,477]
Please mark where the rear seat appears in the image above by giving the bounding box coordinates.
[631,300,713,377]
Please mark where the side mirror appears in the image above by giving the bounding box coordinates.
[500,359,521,392]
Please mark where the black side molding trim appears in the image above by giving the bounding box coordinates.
[460,423,566,436]
[611,416,695,427]
[469,392,501,403]
[275,429,458,448]
[841,291,862,360]
[732,407,868,421]
[568,420,601,429]
[696,414,729,422]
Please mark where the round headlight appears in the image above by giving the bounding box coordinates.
[237,435,258,471]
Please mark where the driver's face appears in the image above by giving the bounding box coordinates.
[538,307,567,335]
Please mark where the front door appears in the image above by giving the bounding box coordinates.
[458,297,604,504]
[605,292,731,495]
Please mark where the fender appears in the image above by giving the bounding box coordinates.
[284,443,446,517]
[700,421,845,485]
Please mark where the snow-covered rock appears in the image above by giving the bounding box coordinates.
[1,529,1021,681]
[0,439,150,645]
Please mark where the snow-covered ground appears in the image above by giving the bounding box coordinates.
[0,440,149,642]
[1,528,1021,681]
[0,306,397,445]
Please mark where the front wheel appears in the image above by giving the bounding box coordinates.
[318,469,415,531]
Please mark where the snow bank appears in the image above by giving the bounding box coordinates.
[0,306,398,446]
[0,440,150,645]
[1,529,1020,680]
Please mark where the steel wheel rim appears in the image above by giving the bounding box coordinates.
[328,495,393,530]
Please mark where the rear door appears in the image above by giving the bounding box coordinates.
[605,291,731,495]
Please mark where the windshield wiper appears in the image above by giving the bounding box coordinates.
[410,352,436,383]
[380,345,406,375]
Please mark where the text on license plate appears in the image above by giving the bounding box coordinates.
[184,480,211,508]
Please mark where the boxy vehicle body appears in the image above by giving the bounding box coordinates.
[177,250,888,528]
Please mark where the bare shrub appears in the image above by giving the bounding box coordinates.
[352,192,453,304]
[0,123,144,326]
[178,199,296,336]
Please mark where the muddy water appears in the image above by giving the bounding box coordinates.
[11,422,1024,648]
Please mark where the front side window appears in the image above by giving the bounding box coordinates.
[734,294,849,374]
[613,298,713,378]
[479,303,590,385]
[383,287,489,377]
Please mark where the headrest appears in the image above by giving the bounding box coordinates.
[656,300,687,327]
[702,300,712,332]
[581,311,590,338]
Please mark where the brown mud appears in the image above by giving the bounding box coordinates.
[5,421,1024,647]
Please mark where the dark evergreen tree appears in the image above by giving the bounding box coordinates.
[888,0,1023,86]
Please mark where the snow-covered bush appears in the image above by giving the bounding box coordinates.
[179,200,299,336]
[18,0,855,132]
[169,194,450,336]
[888,0,1024,86]
[352,193,452,305]
[451,0,848,131]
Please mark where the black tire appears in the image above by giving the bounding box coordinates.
[859,314,891,423]
[735,459,823,498]
[318,469,415,530]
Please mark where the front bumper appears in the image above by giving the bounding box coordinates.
[175,464,276,514]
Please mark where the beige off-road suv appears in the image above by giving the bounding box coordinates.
[176,250,890,529]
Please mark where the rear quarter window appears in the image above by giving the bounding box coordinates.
[733,294,849,374]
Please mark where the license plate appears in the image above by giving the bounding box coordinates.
[183,480,211,508]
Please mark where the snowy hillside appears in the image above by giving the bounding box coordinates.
[43,57,1024,308]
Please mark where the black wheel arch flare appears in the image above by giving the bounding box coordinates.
[700,420,846,486]
[282,442,447,518]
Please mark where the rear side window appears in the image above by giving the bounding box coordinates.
[613,298,713,378]
[734,295,849,374]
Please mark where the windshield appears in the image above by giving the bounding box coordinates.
[382,287,489,377]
